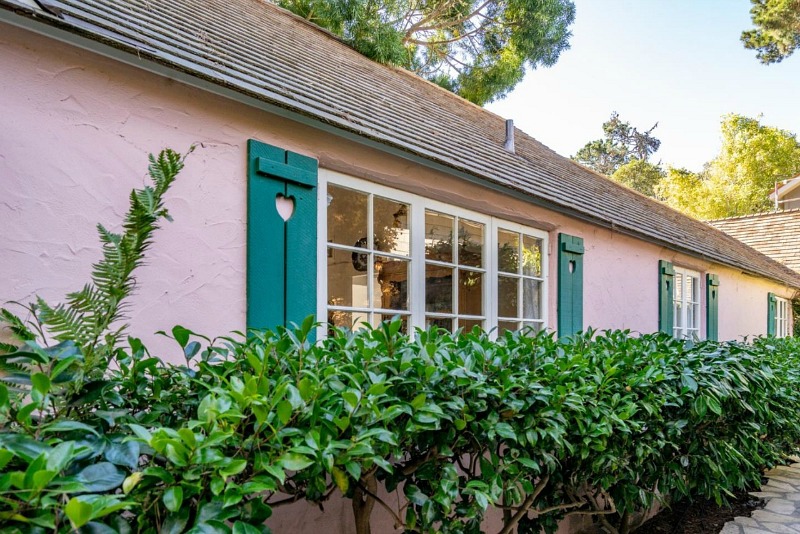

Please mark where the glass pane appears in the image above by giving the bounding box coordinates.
[374,196,410,256]
[328,247,370,308]
[425,211,454,263]
[328,184,368,247]
[351,312,371,331]
[327,310,353,332]
[675,301,683,328]
[498,230,519,273]
[497,321,519,335]
[458,219,484,267]
[522,279,541,320]
[522,236,543,277]
[375,257,409,310]
[686,276,694,303]
[458,270,483,316]
[426,264,453,313]
[687,302,694,330]
[377,314,409,334]
[327,311,371,333]
[691,276,700,302]
[427,316,453,331]
[522,321,543,334]
[498,276,519,318]
[458,319,483,332]
[674,272,683,303]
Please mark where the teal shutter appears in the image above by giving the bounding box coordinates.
[706,274,720,341]
[767,292,777,336]
[557,233,584,336]
[247,139,318,331]
[658,260,674,335]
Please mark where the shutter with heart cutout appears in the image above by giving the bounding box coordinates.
[247,139,318,331]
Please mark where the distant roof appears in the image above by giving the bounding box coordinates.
[2,0,800,288]
[769,175,800,202]
[709,210,800,275]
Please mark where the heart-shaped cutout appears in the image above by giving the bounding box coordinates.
[275,193,295,222]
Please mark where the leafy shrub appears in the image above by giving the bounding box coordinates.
[3,322,800,534]
[2,148,799,534]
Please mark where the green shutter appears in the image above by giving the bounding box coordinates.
[706,274,720,341]
[658,260,674,335]
[247,139,318,331]
[557,233,584,336]
[767,292,777,336]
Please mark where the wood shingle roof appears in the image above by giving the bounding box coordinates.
[3,0,800,288]
[709,210,800,275]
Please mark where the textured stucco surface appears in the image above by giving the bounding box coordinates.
[1,21,797,534]
[1,22,794,361]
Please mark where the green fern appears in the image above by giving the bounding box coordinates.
[3,148,190,376]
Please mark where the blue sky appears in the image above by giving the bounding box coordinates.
[486,0,800,172]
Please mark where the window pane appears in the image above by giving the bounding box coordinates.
[522,279,542,320]
[375,257,409,310]
[328,184,368,247]
[459,270,483,316]
[498,230,519,273]
[459,318,483,332]
[426,264,453,313]
[458,219,484,267]
[522,236,543,277]
[687,302,694,330]
[498,276,518,318]
[377,314,409,334]
[674,272,683,303]
[328,248,370,308]
[425,211,454,262]
[427,316,453,331]
[327,311,371,333]
[686,276,695,303]
[522,321,544,334]
[675,301,683,328]
[497,321,519,335]
[374,196,410,256]
[328,310,354,331]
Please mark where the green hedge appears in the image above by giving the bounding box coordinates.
[1,322,799,534]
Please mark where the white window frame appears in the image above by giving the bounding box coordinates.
[775,296,791,338]
[673,266,702,340]
[317,170,548,338]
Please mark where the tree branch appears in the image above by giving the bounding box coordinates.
[497,475,549,534]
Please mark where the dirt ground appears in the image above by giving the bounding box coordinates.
[636,490,765,534]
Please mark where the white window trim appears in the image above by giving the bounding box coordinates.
[317,169,549,339]
[775,296,791,338]
[672,266,702,340]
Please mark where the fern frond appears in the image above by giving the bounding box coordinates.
[34,148,189,375]
[0,308,36,342]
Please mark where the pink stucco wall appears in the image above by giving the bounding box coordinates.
[0,22,794,359]
[1,19,797,534]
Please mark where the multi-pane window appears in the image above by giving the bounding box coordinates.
[775,296,791,338]
[322,174,547,336]
[326,184,411,332]
[496,228,544,333]
[424,211,485,331]
[673,267,701,339]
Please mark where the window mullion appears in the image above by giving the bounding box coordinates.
[487,220,498,339]
[410,202,425,335]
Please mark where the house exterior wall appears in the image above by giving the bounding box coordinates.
[0,23,794,364]
[1,20,798,534]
